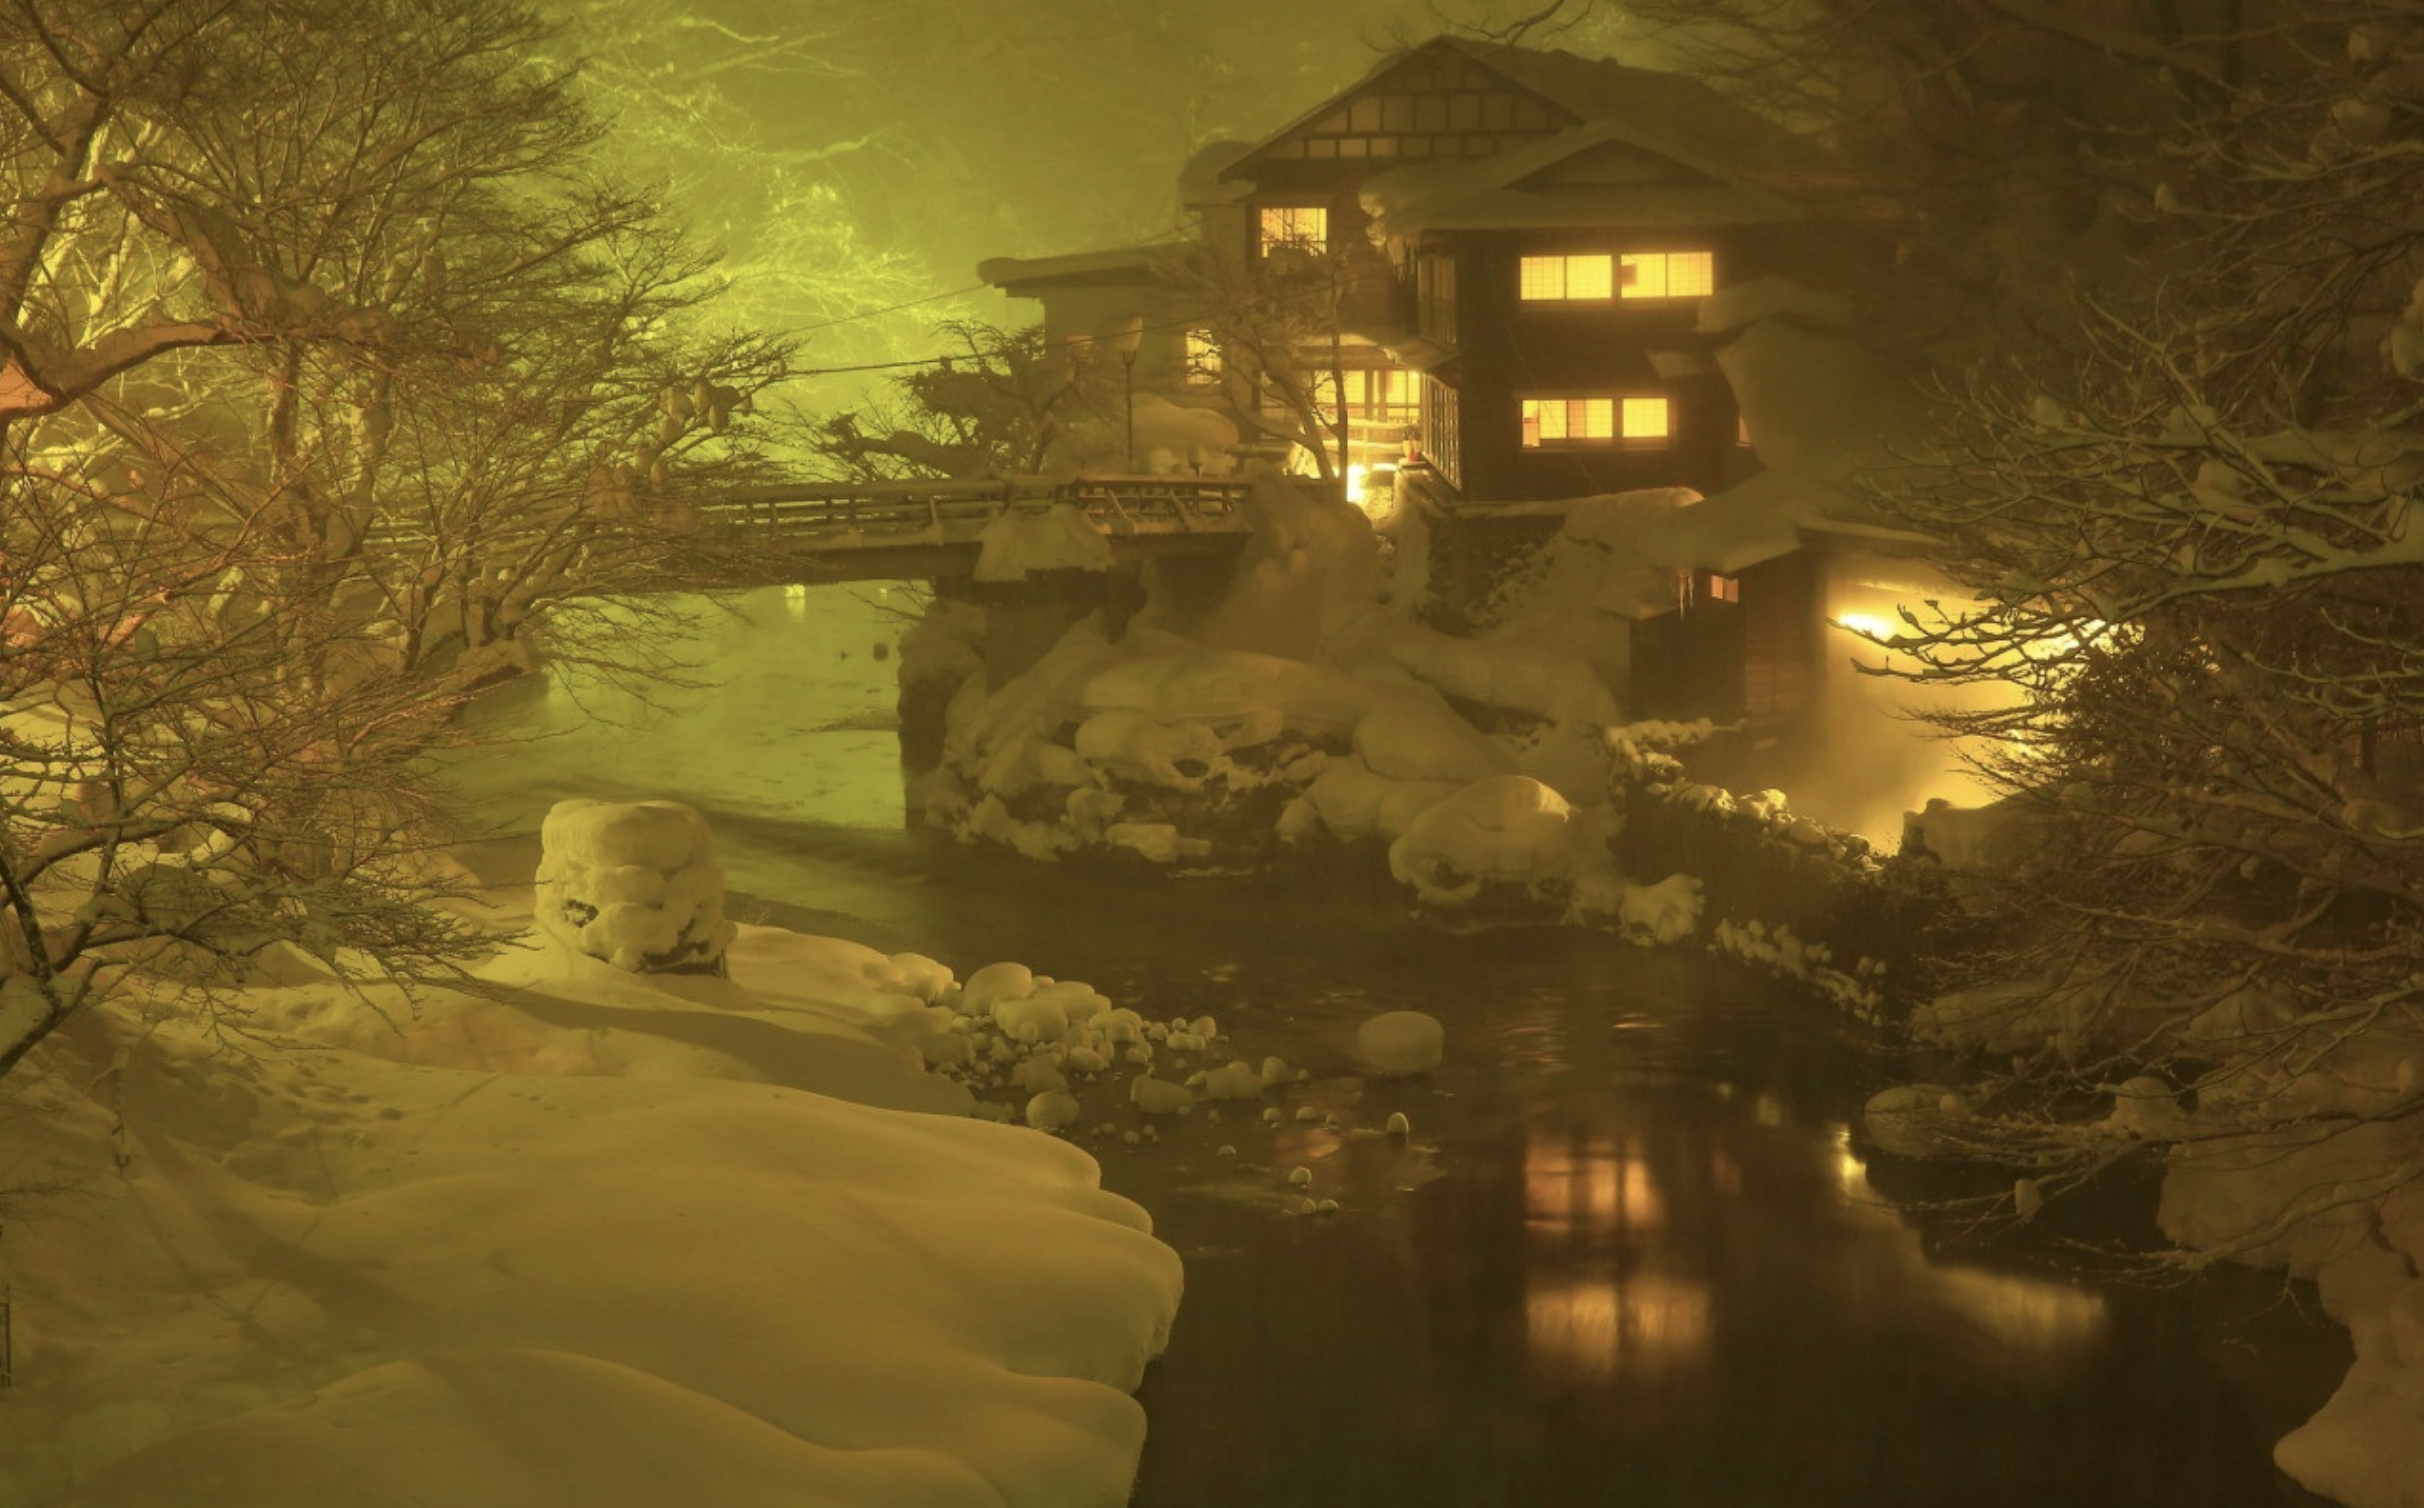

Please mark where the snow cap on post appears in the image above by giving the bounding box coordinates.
[536,799,737,975]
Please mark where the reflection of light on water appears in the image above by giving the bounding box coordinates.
[783,581,810,619]
[1930,1266,2109,1361]
[1831,1122,1881,1204]
[1525,1275,1711,1380]
[1826,1127,2110,1369]
[1525,1133,1662,1236]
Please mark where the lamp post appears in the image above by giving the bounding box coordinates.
[1107,316,1145,473]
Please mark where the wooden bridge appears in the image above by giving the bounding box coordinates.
[679,474,1265,585]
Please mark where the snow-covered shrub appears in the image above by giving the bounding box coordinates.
[536,800,736,975]
[1385,774,1602,913]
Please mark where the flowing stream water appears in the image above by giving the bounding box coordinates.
[445,587,2352,1508]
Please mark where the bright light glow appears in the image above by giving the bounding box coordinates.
[1831,1122,1876,1202]
[1525,1133,1663,1236]
[1931,1267,2110,1366]
[1525,1276,1711,1379]
[1259,204,1327,253]
[1520,253,1614,300]
[1833,612,1895,640]
[1345,463,1368,506]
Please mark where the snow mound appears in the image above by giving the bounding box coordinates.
[1,918,1182,1508]
[536,799,736,973]
[66,1348,1010,1508]
[1356,1010,1445,1076]
[1386,775,1585,910]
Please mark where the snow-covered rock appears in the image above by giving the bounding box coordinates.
[535,799,736,974]
[1386,775,1584,910]
[1356,1010,1445,1076]
[1861,1084,1979,1160]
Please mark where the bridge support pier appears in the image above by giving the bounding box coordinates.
[935,567,1143,690]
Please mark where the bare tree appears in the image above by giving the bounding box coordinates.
[0,444,489,1079]
[1847,7,2424,1249]
[808,321,1120,480]
[0,0,792,1083]
[1161,235,1360,479]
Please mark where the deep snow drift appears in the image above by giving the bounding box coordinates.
[0,862,1182,1508]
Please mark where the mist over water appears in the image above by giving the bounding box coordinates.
[445,586,2347,1508]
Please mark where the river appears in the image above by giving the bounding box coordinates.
[443,586,2351,1508]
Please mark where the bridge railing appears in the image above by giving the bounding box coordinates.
[690,474,1258,545]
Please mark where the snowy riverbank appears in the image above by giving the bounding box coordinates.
[0,869,1181,1508]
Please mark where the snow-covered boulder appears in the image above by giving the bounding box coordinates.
[536,800,736,975]
[1356,1010,1445,1077]
[1860,1084,1980,1160]
[1386,775,1584,911]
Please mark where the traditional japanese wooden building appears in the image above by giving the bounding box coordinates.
[979,35,1901,730]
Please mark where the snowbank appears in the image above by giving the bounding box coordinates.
[0,893,1181,1508]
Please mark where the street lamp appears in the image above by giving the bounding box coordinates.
[1106,315,1145,473]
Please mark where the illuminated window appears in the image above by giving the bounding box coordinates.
[1622,396,1671,439]
[1521,395,1670,448]
[1313,366,1420,436]
[1705,572,1740,604]
[1344,366,1419,416]
[1259,205,1328,253]
[1520,254,1614,301]
[1185,327,1221,383]
[1620,250,1715,300]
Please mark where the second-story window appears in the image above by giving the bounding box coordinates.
[1519,250,1715,302]
[1520,253,1614,301]
[1259,205,1328,254]
[1520,395,1671,448]
[1620,250,1715,299]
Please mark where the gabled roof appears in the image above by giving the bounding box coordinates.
[1362,121,1819,237]
[1219,35,1809,192]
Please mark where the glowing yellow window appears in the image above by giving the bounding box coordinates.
[1520,398,1616,445]
[1185,328,1221,381]
[1620,251,1715,300]
[1519,254,1614,301]
[1622,396,1671,439]
[1259,205,1328,252]
[1523,395,1668,448]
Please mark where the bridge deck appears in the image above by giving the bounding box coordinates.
[681,474,1263,584]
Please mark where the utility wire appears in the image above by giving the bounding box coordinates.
[779,282,993,338]
[774,216,1208,351]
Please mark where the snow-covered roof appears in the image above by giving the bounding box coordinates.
[976,246,1164,295]
[1222,36,1819,194]
[1638,470,1932,579]
[1362,119,1819,238]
